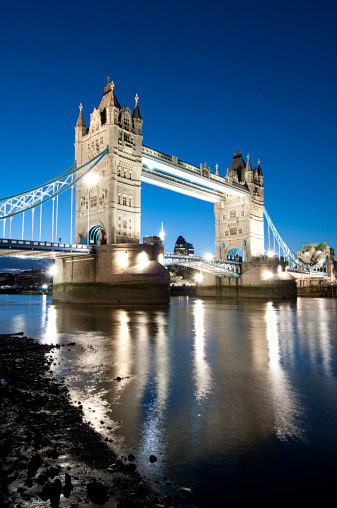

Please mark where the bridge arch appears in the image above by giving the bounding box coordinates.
[88,224,106,245]
[226,247,246,262]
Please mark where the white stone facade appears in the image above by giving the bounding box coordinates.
[74,81,143,245]
[214,152,264,261]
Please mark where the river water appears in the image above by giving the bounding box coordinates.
[1,294,337,506]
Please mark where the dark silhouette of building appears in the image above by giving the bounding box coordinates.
[174,235,194,255]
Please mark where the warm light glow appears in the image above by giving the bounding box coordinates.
[84,173,99,187]
[48,264,57,277]
[116,250,128,269]
[195,273,203,283]
[137,251,149,268]
[267,250,275,257]
[158,253,164,265]
[42,283,48,289]
[263,270,273,280]
[193,299,212,401]
[278,265,283,274]
[203,252,213,262]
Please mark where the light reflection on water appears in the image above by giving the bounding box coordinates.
[1,294,337,505]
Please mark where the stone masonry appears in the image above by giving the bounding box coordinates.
[214,150,264,261]
[74,80,143,245]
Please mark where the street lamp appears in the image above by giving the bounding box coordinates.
[84,173,99,243]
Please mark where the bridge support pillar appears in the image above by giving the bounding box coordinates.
[52,244,170,305]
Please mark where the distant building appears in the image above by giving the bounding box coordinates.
[297,242,335,281]
[174,235,194,255]
[143,235,162,246]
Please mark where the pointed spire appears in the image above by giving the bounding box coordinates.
[257,158,263,176]
[215,163,219,176]
[75,103,86,128]
[108,80,121,109]
[101,78,121,109]
[132,93,142,119]
[233,147,242,159]
[159,221,165,241]
[246,153,252,171]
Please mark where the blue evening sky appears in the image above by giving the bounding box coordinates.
[0,0,336,256]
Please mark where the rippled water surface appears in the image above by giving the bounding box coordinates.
[1,294,337,506]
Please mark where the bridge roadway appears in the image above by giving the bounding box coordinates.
[141,146,249,202]
[0,239,241,276]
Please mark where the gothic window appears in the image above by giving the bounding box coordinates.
[100,137,103,145]
[123,220,127,229]
[241,211,245,216]
[90,196,97,208]
[129,171,132,179]
[122,196,127,206]
[100,108,106,125]
[118,168,121,176]
[225,231,229,237]
[239,229,242,234]
[222,215,226,220]
[230,210,236,218]
[230,228,237,236]
[117,194,121,204]
[124,116,130,128]
[128,197,132,207]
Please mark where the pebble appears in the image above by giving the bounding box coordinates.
[180,486,193,496]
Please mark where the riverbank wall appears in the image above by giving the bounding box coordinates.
[195,261,297,299]
[52,244,170,305]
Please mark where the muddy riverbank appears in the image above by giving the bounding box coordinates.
[0,333,176,507]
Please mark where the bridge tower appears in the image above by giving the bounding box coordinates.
[74,79,143,244]
[214,150,264,262]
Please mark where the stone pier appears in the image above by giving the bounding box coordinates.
[195,261,297,299]
[53,244,170,305]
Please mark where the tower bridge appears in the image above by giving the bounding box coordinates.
[0,79,334,301]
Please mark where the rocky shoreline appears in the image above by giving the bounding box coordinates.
[0,333,177,507]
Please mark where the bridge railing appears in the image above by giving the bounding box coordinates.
[0,238,95,254]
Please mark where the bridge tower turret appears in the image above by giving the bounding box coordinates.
[74,79,143,245]
[214,150,264,262]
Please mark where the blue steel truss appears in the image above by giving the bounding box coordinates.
[264,208,328,273]
[0,148,108,220]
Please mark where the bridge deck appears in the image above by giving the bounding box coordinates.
[0,239,95,257]
[142,146,249,200]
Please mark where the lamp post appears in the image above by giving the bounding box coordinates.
[84,173,99,244]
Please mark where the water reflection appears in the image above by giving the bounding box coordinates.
[265,301,302,441]
[193,299,212,402]
[296,298,334,377]
[1,295,337,506]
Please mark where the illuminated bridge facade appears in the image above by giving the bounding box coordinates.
[0,79,333,279]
